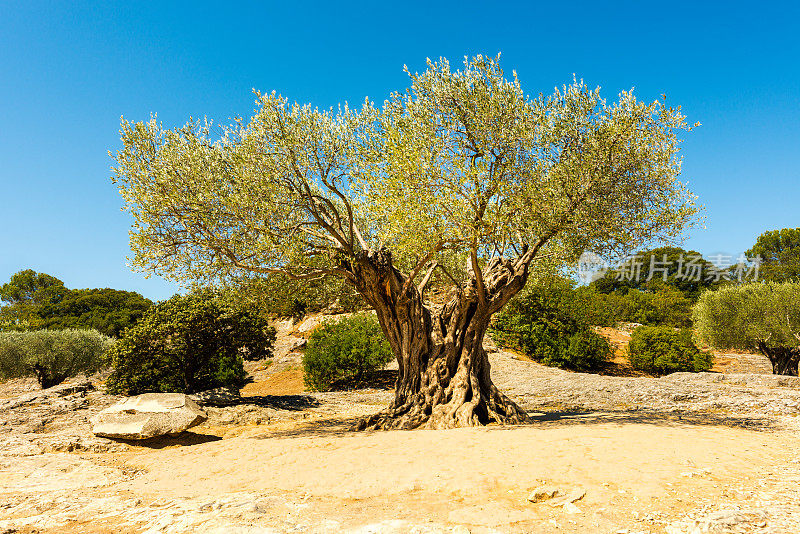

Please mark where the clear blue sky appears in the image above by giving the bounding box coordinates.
[1,1,798,301]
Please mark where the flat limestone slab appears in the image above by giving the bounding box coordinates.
[91,393,207,440]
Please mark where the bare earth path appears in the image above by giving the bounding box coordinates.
[2,325,800,533]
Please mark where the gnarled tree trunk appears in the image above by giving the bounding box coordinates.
[757,342,800,376]
[344,249,531,430]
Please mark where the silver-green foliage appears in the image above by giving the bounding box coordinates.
[692,282,800,352]
[0,329,114,388]
[111,55,698,289]
[693,282,800,375]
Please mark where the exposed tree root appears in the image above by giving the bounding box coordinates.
[355,371,531,431]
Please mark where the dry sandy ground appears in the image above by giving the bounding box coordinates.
[2,324,800,533]
[3,408,799,533]
[120,419,799,532]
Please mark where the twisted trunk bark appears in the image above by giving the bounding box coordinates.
[345,249,531,430]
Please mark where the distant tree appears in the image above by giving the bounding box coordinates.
[0,270,67,330]
[112,55,698,429]
[35,288,153,337]
[745,228,800,282]
[693,282,800,375]
[0,269,67,305]
[590,246,720,300]
[0,329,114,388]
[0,271,154,337]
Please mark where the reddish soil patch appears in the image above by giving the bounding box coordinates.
[594,327,647,377]
[241,368,306,396]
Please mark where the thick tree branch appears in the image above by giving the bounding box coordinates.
[470,246,488,308]
[417,261,438,294]
[401,240,444,296]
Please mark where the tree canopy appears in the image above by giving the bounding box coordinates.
[36,288,153,338]
[0,270,152,336]
[0,270,68,329]
[114,55,697,293]
[0,269,67,306]
[589,246,723,300]
[745,227,800,282]
[0,329,113,388]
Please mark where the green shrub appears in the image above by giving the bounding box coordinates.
[302,313,393,391]
[105,292,276,395]
[627,326,712,376]
[573,286,627,327]
[618,287,693,328]
[490,276,612,372]
[573,285,693,328]
[648,286,694,328]
[0,329,114,388]
[565,330,614,370]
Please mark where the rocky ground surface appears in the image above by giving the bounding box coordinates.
[1,316,800,533]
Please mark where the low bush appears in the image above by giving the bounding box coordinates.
[490,276,612,372]
[0,329,114,388]
[105,292,275,395]
[622,287,693,328]
[627,326,713,376]
[302,313,393,391]
[565,329,614,371]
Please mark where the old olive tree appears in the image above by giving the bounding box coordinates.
[112,56,697,429]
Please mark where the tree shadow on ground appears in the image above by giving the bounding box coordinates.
[250,409,776,440]
[251,416,363,439]
[110,431,222,449]
[523,409,775,431]
[498,348,652,378]
[327,370,398,391]
[235,394,320,410]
